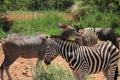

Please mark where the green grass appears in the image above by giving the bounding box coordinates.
[32,61,74,80]
[0,11,71,38]
[74,11,120,36]
[31,61,95,80]
[10,11,70,34]
[1,11,120,38]
[78,11,120,27]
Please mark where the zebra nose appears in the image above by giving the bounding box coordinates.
[44,60,51,65]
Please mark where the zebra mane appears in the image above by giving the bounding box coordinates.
[50,35,80,45]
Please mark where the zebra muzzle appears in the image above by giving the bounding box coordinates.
[44,60,51,65]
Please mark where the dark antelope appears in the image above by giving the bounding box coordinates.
[0,32,49,80]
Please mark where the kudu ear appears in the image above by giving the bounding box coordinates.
[58,23,68,29]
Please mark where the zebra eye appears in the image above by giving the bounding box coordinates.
[47,46,49,49]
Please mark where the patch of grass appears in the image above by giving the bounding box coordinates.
[10,11,70,34]
[0,11,70,38]
[32,61,74,80]
[0,28,7,39]
[78,11,120,28]
[74,11,120,35]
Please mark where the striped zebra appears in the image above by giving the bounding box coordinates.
[58,23,80,40]
[58,23,119,48]
[58,23,98,46]
[44,35,120,80]
[77,27,98,46]
[78,27,119,49]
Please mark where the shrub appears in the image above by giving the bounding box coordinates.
[8,11,70,34]
[68,0,120,22]
[73,11,120,35]
[33,61,74,80]
[0,11,71,38]
[0,15,13,32]
[29,0,74,11]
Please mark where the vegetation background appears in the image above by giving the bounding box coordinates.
[0,0,120,80]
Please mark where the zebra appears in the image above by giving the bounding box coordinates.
[58,23,80,40]
[78,27,119,49]
[58,23,119,48]
[58,23,98,46]
[44,35,120,80]
[77,27,98,46]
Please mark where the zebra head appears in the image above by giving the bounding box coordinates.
[58,23,80,39]
[44,38,60,65]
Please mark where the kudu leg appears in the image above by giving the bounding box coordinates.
[0,55,9,80]
[0,68,4,80]
[4,67,12,80]
[3,55,18,80]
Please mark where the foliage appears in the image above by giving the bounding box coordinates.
[32,61,74,80]
[0,0,120,13]
[0,0,74,11]
[68,0,120,21]
[0,0,32,13]
[29,0,74,11]
[3,0,32,11]
[0,28,7,39]
[0,0,7,14]
[72,11,120,35]
[0,11,70,38]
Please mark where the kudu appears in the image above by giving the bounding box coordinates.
[0,32,49,80]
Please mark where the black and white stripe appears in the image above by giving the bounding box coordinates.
[44,35,120,80]
[78,27,119,49]
[77,27,98,46]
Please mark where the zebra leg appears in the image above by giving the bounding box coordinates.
[109,64,118,80]
[73,71,86,80]
[103,68,110,80]
[73,72,80,80]
[79,71,86,80]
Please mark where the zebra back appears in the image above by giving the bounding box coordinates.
[77,27,98,46]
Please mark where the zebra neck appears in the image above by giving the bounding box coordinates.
[52,38,79,62]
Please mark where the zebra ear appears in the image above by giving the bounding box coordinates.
[58,23,68,29]
[78,29,84,34]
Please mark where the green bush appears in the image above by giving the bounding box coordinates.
[33,61,74,80]
[68,0,120,22]
[73,11,120,35]
[0,0,74,11]
[10,11,70,34]
[29,0,74,11]
[0,28,7,38]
